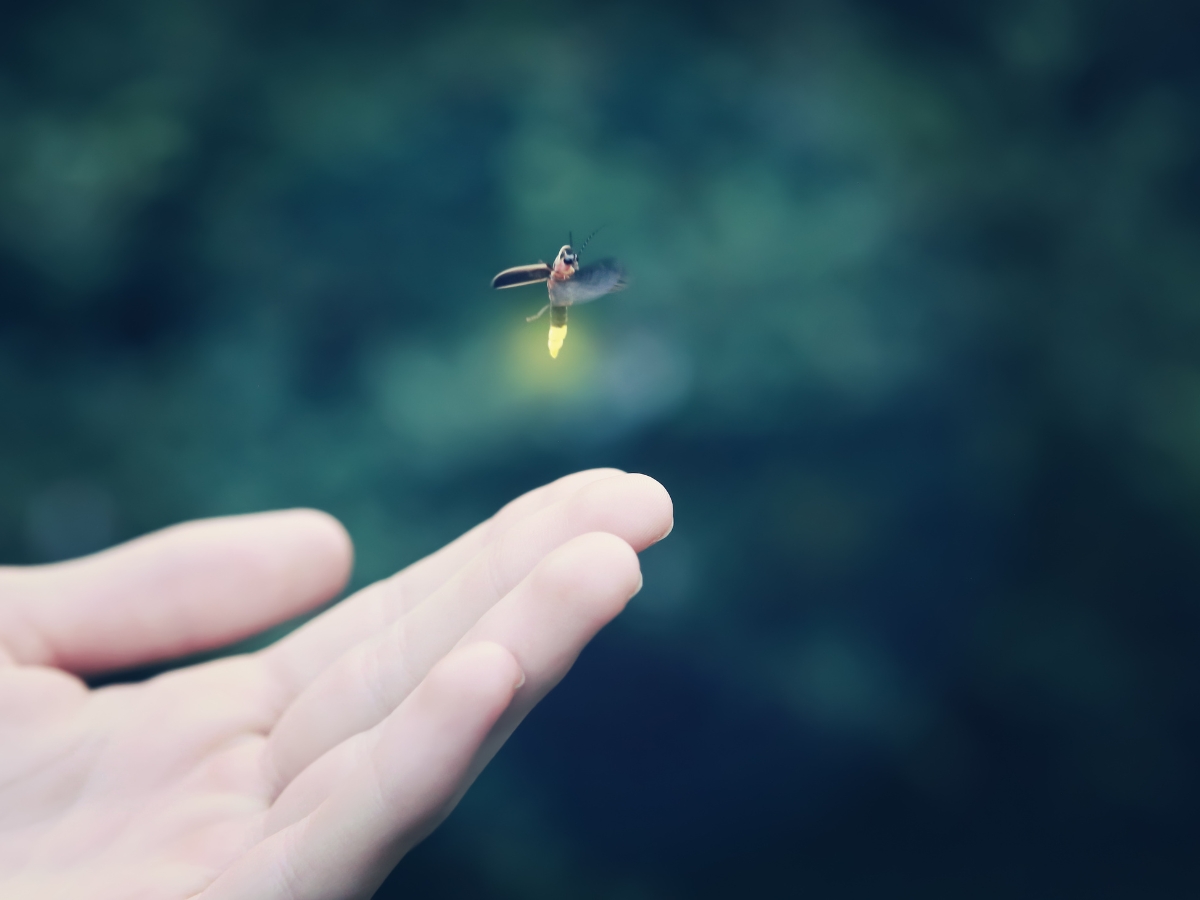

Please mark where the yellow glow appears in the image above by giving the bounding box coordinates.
[506,322,594,394]
[548,324,568,358]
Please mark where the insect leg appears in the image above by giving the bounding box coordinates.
[526,304,551,322]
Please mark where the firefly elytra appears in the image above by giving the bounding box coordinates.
[491,230,626,358]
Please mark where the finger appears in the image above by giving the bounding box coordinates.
[456,532,643,782]
[0,510,352,674]
[261,474,671,788]
[261,532,644,837]
[258,468,625,699]
[200,642,522,900]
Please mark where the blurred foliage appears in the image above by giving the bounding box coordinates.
[2,0,1200,896]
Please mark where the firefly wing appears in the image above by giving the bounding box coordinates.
[555,258,626,305]
[492,263,552,289]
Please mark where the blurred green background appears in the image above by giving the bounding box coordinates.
[3,0,1200,895]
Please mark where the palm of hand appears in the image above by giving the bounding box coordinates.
[0,471,671,900]
[2,658,281,898]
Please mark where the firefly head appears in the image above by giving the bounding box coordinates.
[555,245,578,270]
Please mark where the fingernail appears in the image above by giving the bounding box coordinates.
[655,518,674,542]
[514,668,527,690]
[632,573,644,596]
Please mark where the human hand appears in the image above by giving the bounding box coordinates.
[0,469,672,899]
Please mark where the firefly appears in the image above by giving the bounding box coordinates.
[491,230,626,358]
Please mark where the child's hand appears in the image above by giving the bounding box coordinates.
[0,470,672,899]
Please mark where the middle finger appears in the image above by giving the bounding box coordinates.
[257,468,623,706]
[261,473,670,789]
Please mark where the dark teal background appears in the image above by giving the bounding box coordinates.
[2,0,1200,895]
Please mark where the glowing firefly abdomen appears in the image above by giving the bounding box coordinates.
[547,305,569,358]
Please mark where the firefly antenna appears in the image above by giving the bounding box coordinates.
[577,225,605,257]
[569,231,573,248]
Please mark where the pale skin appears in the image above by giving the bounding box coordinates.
[0,469,672,900]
